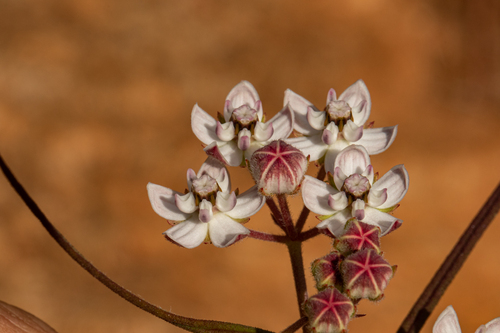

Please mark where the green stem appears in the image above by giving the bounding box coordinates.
[397,182,500,333]
[0,154,271,333]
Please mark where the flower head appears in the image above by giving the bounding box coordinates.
[433,306,500,333]
[192,81,294,167]
[301,145,409,236]
[147,157,265,248]
[285,79,397,166]
[249,140,308,196]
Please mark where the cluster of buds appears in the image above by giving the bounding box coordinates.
[147,80,408,332]
[305,218,396,331]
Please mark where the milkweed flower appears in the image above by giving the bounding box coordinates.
[147,158,265,248]
[192,81,294,167]
[433,306,500,333]
[301,145,408,236]
[285,79,397,166]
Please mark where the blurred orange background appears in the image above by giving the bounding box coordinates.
[1,1,499,332]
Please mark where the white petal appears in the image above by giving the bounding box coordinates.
[147,183,191,221]
[372,164,409,209]
[198,199,213,223]
[301,176,338,216]
[433,306,462,333]
[225,81,260,114]
[286,135,329,162]
[350,100,367,127]
[326,88,337,104]
[284,89,318,135]
[342,120,363,142]
[197,157,231,192]
[322,123,339,145]
[339,79,371,126]
[216,121,235,141]
[333,166,347,192]
[367,188,388,208]
[334,145,371,177]
[316,208,352,237]
[191,104,219,145]
[209,213,250,248]
[362,206,401,236]
[204,141,243,167]
[362,164,375,185]
[238,128,251,151]
[226,185,265,219]
[324,140,350,176]
[307,107,326,131]
[243,141,265,162]
[186,168,197,190]
[478,318,500,333]
[328,191,348,211]
[165,216,208,249]
[253,121,274,142]
[175,192,197,214]
[351,199,366,220]
[268,104,294,140]
[356,126,398,155]
[216,191,237,212]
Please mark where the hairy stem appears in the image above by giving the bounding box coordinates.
[277,194,297,239]
[286,241,309,333]
[397,182,500,333]
[280,317,308,333]
[247,229,289,243]
[0,154,271,333]
[295,166,326,233]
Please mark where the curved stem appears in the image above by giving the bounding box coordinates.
[397,182,500,333]
[295,166,326,233]
[247,229,289,244]
[277,194,297,239]
[0,154,271,333]
[281,317,308,333]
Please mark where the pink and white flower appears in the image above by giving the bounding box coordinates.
[192,81,294,167]
[301,145,409,236]
[147,158,265,248]
[433,306,500,333]
[285,79,397,166]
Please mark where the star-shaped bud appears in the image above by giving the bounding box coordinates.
[249,140,308,196]
[311,252,342,292]
[341,249,395,301]
[336,218,381,256]
[303,288,355,333]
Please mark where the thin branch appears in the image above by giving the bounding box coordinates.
[295,166,326,233]
[0,154,271,333]
[277,194,297,239]
[286,242,308,333]
[397,182,500,333]
[266,197,287,233]
[280,317,308,333]
[247,229,289,244]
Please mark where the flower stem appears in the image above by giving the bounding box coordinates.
[0,154,272,333]
[277,194,297,239]
[286,241,309,333]
[266,197,287,232]
[397,182,500,333]
[295,166,326,233]
[281,316,308,333]
[247,229,289,243]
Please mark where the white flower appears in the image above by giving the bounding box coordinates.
[284,79,397,166]
[434,306,500,333]
[301,145,408,236]
[147,157,265,248]
[192,81,294,167]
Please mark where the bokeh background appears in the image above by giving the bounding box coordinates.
[1,1,499,332]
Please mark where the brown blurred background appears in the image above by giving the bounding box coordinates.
[0,1,499,332]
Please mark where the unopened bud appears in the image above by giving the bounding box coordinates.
[341,249,395,301]
[336,218,381,255]
[249,140,308,196]
[303,288,355,333]
[311,252,342,292]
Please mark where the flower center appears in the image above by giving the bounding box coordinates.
[325,100,353,132]
[342,174,370,201]
[191,175,219,205]
[231,104,259,134]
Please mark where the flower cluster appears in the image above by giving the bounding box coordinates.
[147,80,408,332]
[434,306,500,333]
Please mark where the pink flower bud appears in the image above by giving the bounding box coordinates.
[341,249,395,301]
[249,140,308,196]
[311,252,342,292]
[303,288,355,333]
[335,218,381,255]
